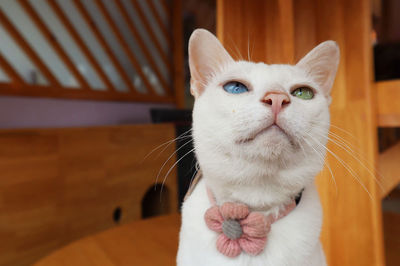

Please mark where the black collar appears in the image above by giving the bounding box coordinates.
[295,189,304,205]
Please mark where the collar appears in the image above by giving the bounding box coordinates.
[204,186,298,258]
[185,170,301,257]
[184,170,303,205]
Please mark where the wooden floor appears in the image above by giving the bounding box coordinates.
[34,214,181,266]
[34,208,399,266]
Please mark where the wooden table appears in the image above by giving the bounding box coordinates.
[34,214,181,266]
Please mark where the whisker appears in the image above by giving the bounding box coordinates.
[303,131,373,200]
[250,38,255,61]
[160,148,196,198]
[228,35,244,60]
[188,165,199,192]
[319,122,357,140]
[327,131,356,151]
[329,124,356,139]
[155,139,193,190]
[315,127,383,180]
[247,32,250,61]
[142,128,192,162]
[301,136,337,195]
[155,135,192,160]
[312,129,384,192]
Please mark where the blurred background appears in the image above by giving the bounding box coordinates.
[0,0,398,265]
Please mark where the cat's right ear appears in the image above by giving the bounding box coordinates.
[189,29,234,98]
[296,41,340,100]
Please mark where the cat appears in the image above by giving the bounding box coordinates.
[177,29,339,266]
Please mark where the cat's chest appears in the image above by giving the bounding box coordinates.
[178,179,324,266]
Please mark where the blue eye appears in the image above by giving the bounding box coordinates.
[223,81,249,94]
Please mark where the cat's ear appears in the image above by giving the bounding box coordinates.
[296,41,340,98]
[189,29,234,98]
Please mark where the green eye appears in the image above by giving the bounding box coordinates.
[291,87,314,100]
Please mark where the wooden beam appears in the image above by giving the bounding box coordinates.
[0,8,60,86]
[0,82,174,103]
[73,0,137,94]
[376,80,400,127]
[131,0,171,72]
[115,0,171,95]
[94,0,156,95]
[146,0,170,44]
[46,0,117,92]
[0,53,24,85]
[171,0,184,108]
[18,0,90,89]
[379,142,400,199]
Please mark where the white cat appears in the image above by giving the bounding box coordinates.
[177,29,339,266]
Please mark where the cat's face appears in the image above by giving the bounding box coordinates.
[189,29,339,189]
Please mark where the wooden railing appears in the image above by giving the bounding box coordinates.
[0,0,183,104]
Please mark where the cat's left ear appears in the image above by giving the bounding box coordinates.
[296,41,340,99]
[189,29,234,98]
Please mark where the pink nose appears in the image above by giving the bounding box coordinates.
[262,92,290,117]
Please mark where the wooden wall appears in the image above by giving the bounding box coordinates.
[0,124,178,266]
[217,0,385,265]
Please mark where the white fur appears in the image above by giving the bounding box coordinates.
[177,29,339,266]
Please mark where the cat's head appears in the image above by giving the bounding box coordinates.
[189,29,339,196]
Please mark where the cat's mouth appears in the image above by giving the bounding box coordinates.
[236,123,290,144]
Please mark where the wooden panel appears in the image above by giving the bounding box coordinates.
[217,1,385,265]
[0,124,178,266]
[379,142,400,198]
[309,1,384,265]
[217,0,295,64]
[376,80,400,126]
[277,0,295,63]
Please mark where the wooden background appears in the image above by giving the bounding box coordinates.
[0,124,178,266]
[218,0,385,265]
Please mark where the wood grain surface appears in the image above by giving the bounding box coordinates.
[0,124,178,266]
[217,0,385,265]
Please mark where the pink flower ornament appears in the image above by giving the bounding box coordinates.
[204,202,271,258]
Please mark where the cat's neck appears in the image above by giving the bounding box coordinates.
[202,168,302,212]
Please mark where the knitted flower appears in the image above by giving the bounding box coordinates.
[204,202,271,257]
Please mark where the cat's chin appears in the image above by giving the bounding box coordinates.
[236,126,296,161]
